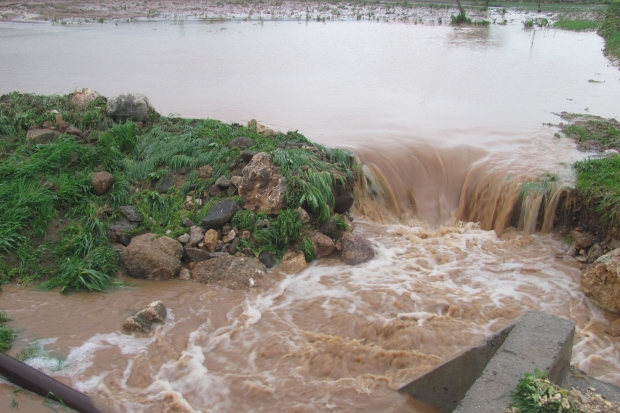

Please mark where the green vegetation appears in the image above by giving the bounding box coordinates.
[599,2,620,61]
[510,369,578,413]
[0,311,17,352]
[561,114,620,225]
[0,92,358,292]
[554,19,599,31]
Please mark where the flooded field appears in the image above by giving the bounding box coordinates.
[1,12,620,413]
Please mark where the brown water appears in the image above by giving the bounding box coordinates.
[1,18,620,413]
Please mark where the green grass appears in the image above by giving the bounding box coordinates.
[574,156,620,223]
[599,2,620,61]
[554,19,599,31]
[0,311,16,352]
[510,369,578,413]
[0,92,359,291]
[563,121,620,148]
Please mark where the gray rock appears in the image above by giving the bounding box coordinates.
[191,256,266,289]
[92,171,114,195]
[228,137,256,149]
[26,128,61,144]
[230,176,242,188]
[184,247,212,263]
[179,268,191,281]
[572,230,593,249]
[587,243,604,263]
[178,165,190,175]
[202,199,241,230]
[341,232,374,265]
[106,92,156,122]
[182,217,195,227]
[177,234,190,244]
[65,126,82,136]
[259,251,275,269]
[71,88,101,108]
[215,175,231,188]
[120,206,144,223]
[122,301,167,332]
[320,217,337,236]
[334,192,355,214]
[189,225,204,247]
[107,218,138,242]
[157,176,174,194]
[210,252,230,259]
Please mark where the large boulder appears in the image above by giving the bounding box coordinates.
[122,233,183,280]
[279,251,308,274]
[122,301,167,332]
[341,232,375,265]
[106,93,156,122]
[26,129,61,144]
[202,199,240,230]
[581,249,620,313]
[92,171,114,195]
[191,256,266,290]
[237,152,286,214]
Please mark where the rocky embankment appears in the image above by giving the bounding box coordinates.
[554,113,620,330]
[0,89,375,300]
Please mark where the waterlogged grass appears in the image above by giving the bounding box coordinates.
[0,311,17,352]
[0,92,358,291]
[562,113,620,224]
[554,19,599,31]
[599,2,620,61]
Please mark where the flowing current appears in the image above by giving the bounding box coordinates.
[1,17,620,412]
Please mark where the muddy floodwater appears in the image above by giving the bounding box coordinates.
[1,17,620,412]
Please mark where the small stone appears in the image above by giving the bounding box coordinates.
[26,128,61,144]
[189,226,204,247]
[178,165,190,175]
[179,268,191,280]
[279,251,308,273]
[334,193,355,214]
[157,176,174,194]
[229,245,237,255]
[230,176,242,187]
[311,231,336,258]
[232,238,241,248]
[184,247,212,263]
[118,233,132,247]
[71,88,101,108]
[92,171,114,195]
[122,301,167,332]
[201,199,241,230]
[573,231,594,249]
[300,165,310,171]
[215,175,231,188]
[204,229,219,252]
[223,230,236,243]
[198,165,213,179]
[66,125,82,136]
[320,217,336,236]
[120,206,144,223]
[259,252,275,269]
[228,137,256,149]
[296,207,310,224]
[341,232,375,265]
[222,225,231,235]
[55,114,68,132]
[177,234,190,244]
[182,217,194,227]
[209,185,222,196]
[106,92,156,122]
[189,262,196,270]
[215,240,224,251]
[242,247,252,256]
[241,230,251,240]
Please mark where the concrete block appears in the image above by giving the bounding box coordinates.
[454,311,574,413]
[399,311,575,413]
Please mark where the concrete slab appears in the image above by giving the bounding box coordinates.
[399,324,513,413]
[563,366,620,403]
[399,311,576,413]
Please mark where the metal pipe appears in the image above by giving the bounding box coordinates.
[0,352,100,413]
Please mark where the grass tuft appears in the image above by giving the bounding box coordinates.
[554,19,599,31]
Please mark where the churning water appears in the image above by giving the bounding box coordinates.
[1,18,620,412]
